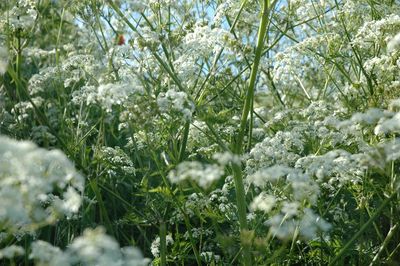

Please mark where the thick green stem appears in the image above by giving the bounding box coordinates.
[232,1,270,265]
[178,122,190,162]
[235,0,270,154]
[160,221,167,266]
[15,29,23,100]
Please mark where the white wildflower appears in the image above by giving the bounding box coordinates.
[97,82,143,112]
[0,245,25,259]
[157,89,195,121]
[30,227,149,266]
[200,251,221,263]
[250,193,276,213]
[150,234,174,258]
[247,165,293,187]
[0,47,8,74]
[0,135,84,232]
[388,32,400,52]
[267,214,298,240]
[30,241,69,266]
[374,113,400,135]
[168,161,224,189]
[281,201,300,218]
[299,208,331,240]
[212,151,241,166]
[183,23,233,57]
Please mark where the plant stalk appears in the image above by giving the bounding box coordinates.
[232,1,270,265]
[160,221,167,266]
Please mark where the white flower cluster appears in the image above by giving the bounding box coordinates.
[150,234,174,258]
[4,0,38,31]
[213,0,237,26]
[249,192,276,213]
[245,132,303,172]
[183,23,232,57]
[248,167,330,240]
[296,150,364,188]
[0,135,84,233]
[388,32,400,52]
[95,146,136,177]
[97,83,135,112]
[267,207,331,241]
[30,227,149,266]
[168,161,224,189]
[0,245,25,260]
[72,81,144,113]
[363,54,399,90]
[353,14,400,49]
[157,89,195,121]
[336,100,400,137]
[200,251,221,264]
[290,0,333,24]
[0,46,8,75]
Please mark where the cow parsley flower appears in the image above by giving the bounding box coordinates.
[150,234,174,258]
[247,165,293,187]
[30,241,69,266]
[267,206,330,241]
[200,251,221,264]
[183,23,233,57]
[97,82,144,112]
[0,135,84,233]
[353,14,400,49]
[0,47,8,74]
[250,193,276,213]
[0,245,25,259]
[7,2,38,31]
[388,32,400,52]
[168,161,224,189]
[157,89,195,121]
[30,227,149,266]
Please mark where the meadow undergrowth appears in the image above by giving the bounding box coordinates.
[0,0,400,265]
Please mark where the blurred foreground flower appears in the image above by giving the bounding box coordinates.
[30,227,150,266]
[0,47,8,74]
[0,135,84,233]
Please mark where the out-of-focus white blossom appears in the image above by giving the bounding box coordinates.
[200,251,221,263]
[388,32,400,52]
[212,151,241,166]
[247,165,293,187]
[30,241,69,266]
[7,2,38,31]
[0,47,8,74]
[168,161,224,189]
[0,135,84,233]
[0,245,25,259]
[353,14,400,49]
[97,82,144,112]
[296,150,363,187]
[157,89,195,121]
[267,207,330,241]
[30,227,149,266]
[250,193,276,213]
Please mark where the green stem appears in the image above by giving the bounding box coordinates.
[232,1,270,265]
[152,154,202,266]
[370,224,398,266]
[178,122,190,162]
[160,221,167,266]
[235,0,270,154]
[15,29,23,101]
